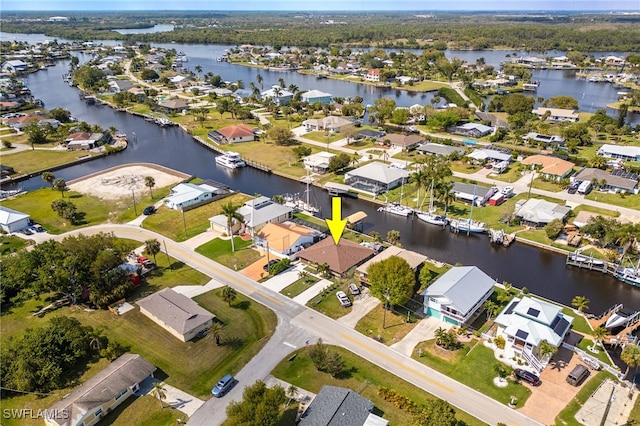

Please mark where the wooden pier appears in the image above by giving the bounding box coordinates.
[565,252,612,273]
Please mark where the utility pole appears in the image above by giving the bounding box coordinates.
[163,240,172,270]
[181,207,187,237]
[131,188,138,216]
[382,287,390,329]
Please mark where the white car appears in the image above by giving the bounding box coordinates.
[501,186,514,196]
[348,283,361,295]
[336,291,352,307]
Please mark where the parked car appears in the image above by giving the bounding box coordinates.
[143,205,156,215]
[32,223,45,233]
[501,186,514,197]
[263,259,279,273]
[568,182,580,194]
[211,374,235,397]
[21,228,33,235]
[336,291,352,307]
[348,283,361,295]
[581,356,601,371]
[566,364,590,386]
[514,368,541,386]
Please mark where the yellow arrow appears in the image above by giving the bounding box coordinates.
[325,197,347,245]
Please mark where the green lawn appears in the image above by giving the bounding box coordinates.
[306,280,354,319]
[531,177,564,192]
[554,372,615,426]
[450,160,483,174]
[413,341,532,406]
[142,193,250,242]
[280,275,320,299]
[569,204,620,219]
[490,166,523,183]
[0,187,167,234]
[303,131,343,144]
[417,262,451,292]
[195,237,261,270]
[585,191,640,210]
[0,235,30,255]
[99,394,187,426]
[354,303,419,346]
[272,345,483,426]
[575,339,614,366]
[0,149,100,175]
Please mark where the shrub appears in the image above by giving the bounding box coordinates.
[494,335,506,349]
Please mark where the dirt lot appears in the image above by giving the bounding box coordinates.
[67,164,187,200]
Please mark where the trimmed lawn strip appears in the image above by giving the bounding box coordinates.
[0,150,100,175]
[575,339,614,366]
[142,193,251,242]
[280,275,320,299]
[489,166,523,183]
[306,280,353,319]
[354,303,418,346]
[585,191,640,210]
[272,345,483,426]
[0,235,30,255]
[413,341,532,406]
[554,371,615,426]
[99,394,187,426]
[195,237,262,270]
[569,204,620,219]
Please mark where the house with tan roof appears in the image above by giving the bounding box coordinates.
[378,133,424,151]
[521,155,575,181]
[532,107,579,123]
[357,246,427,285]
[208,124,256,144]
[137,288,214,342]
[298,238,375,277]
[44,354,156,426]
[157,98,189,113]
[255,222,320,258]
[302,116,353,132]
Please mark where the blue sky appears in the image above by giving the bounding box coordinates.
[2,0,639,11]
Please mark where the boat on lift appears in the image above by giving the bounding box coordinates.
[605,307,637,329]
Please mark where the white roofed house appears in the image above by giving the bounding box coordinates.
[532,107,579,123]
[514,198,571,228]
[137,288,214,342]
[302,116,353,132]
[597,144,640,162]
[1,60,28,73]
[261,85,294,106]
[209,196,293,236]
[494,296,574,372]
[303,151,336,174]
[300,89,332,104]
[449,122,494,138]
[0,206,30,233]
[344,162,410,195]
[467,148,512,165]
[450,182,497,206]
[164,182,227,211]
[421,266,495,326]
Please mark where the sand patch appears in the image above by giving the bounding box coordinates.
[67,165,185,200]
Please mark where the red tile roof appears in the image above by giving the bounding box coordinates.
[217,124,255,139]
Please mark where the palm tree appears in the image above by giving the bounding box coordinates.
[144,239,161,264]
[152,382,167,408]
[221,201,244,252]
[538,339,558,361]
[53,178,67,198]
[286,384,299,407]
[621,344,640,380]
[41,171,55,188]
[221,285,237,307]
[571,295,590,313]
[210,321,223,345]
[256,73,264,91]
[386,230,401,245]
[194,65,202,79]
[288,84,298,94]
[88,328,103,353]
[592,326,608,350]
[144,176,156,198]
[278,77,286,88]
[484,300,500,320]
[409,169,429,209]
[317,262,331,278]
[235,79,244,90]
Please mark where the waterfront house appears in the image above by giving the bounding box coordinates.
[573,168,639,194]
[521,155,575,181]
[467,148,512,165]
[344,162,410,195]
[416,142,464,157]
[494,296,573,372]
[303,151,336,174]
[65,132,105,151]
[357,246,426,285]
[299,385,388,426]
[365,69,381,82]
[254,222,320,259]
[597,144,640,162]
[1,60,28,73]
[357,129,386,140]
[532,107,579,123]
[449,122,494,138]
[164,182,226,211]
[208,124,256,144]
[378,133,424,151]
[300,89,332,104]
[209,196,293,235]
[157,98,189,114]
[298,238,375,277]
[514,198,571,227]
[44,354,156,426]
[421,266,495,326]
[451,182,496,206]
[0,206,30,233]
[302,116,353,132]
[524,132,566,146]
[108,79,134,93]
[137,288,214,342]
[261,86,293,106]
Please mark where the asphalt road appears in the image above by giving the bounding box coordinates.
[62,225,543,426]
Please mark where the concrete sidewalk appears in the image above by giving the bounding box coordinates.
[293,278,333,305]
[137,377,204,417]
[173,278,225,298]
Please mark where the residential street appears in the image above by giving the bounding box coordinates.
[59,224,544,426]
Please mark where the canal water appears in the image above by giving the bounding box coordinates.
[10,55,640,313]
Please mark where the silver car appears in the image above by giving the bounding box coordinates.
[336,291,352,307]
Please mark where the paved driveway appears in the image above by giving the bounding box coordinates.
[390,316,452,356]
[337,290,380,328]
[239,254,268,281]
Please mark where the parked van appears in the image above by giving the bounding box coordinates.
[566,364,590,386]
[577,181,592,195]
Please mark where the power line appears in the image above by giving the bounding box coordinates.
[0,386,56,396]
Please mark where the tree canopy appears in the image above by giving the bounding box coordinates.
[226,380,286,426]
[366,256,415,306]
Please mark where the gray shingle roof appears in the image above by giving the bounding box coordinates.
[47,354,156,426]
[416,143,463,157]
[137,288,214,334]
[299,386,375,426]
[344,162,410,185]
[421,266,496,315]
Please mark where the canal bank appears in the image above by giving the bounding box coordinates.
[7,54,640,313]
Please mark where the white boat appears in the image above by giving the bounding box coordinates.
[605,308,636,329]
[379,202,414,217]
[615,266,640,287]
[215,151,246,169]
[449,218,486,234]
[416,180,448,226]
